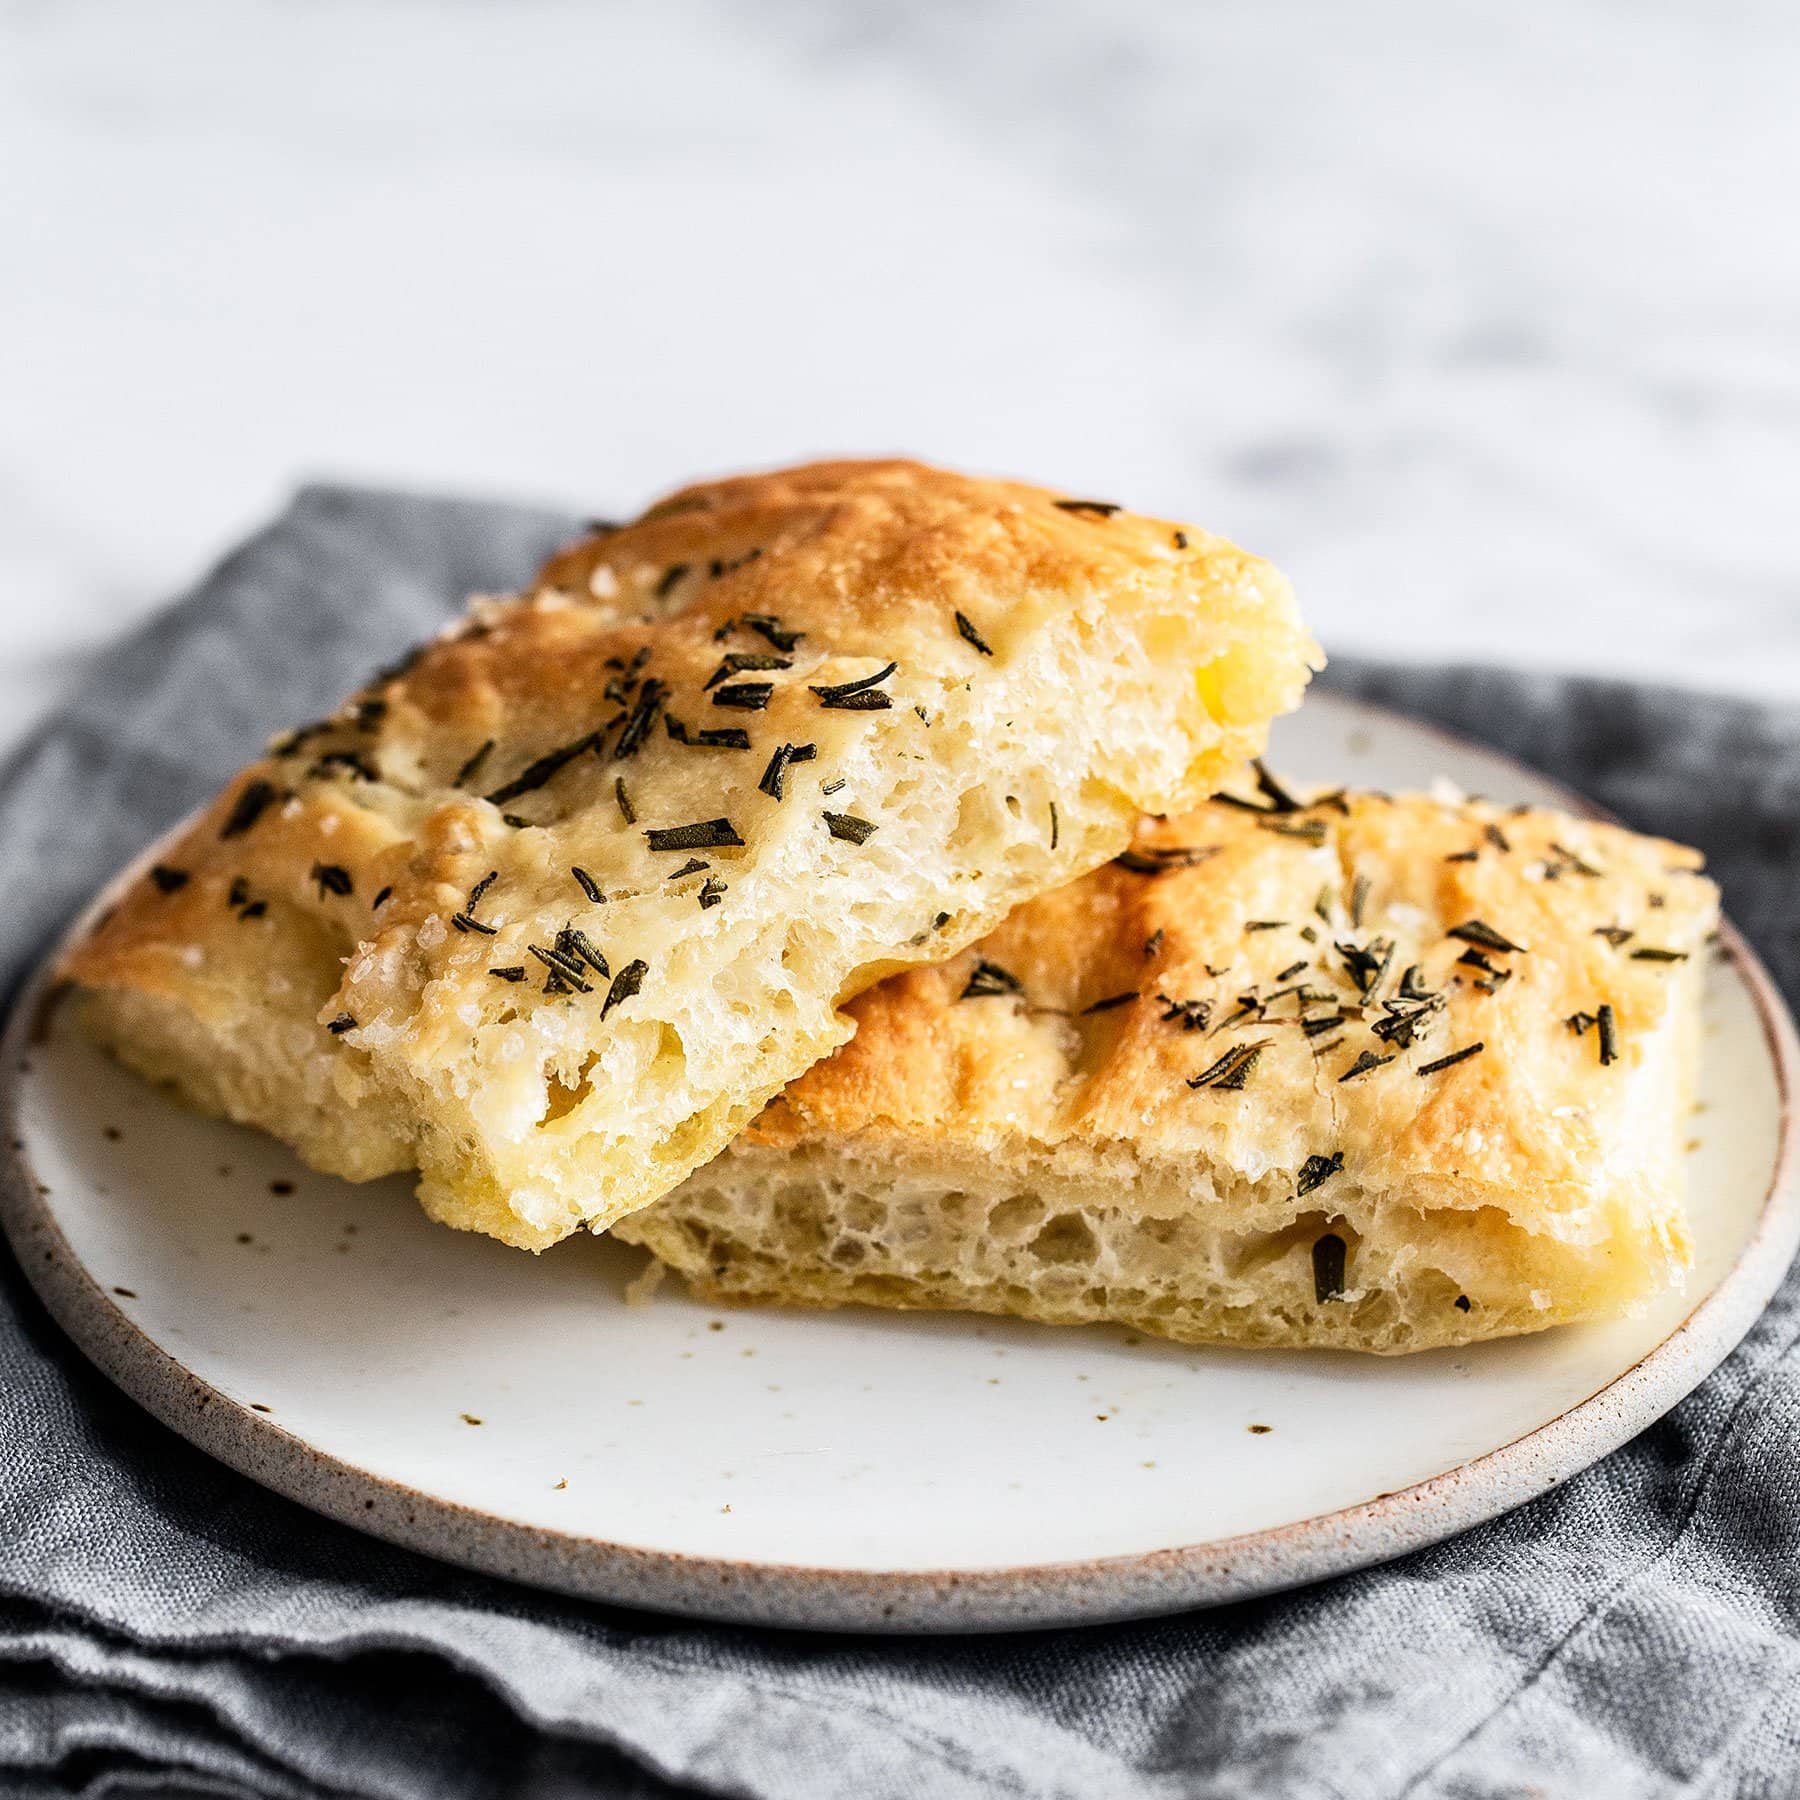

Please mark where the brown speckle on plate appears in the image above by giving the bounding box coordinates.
[1248,1424,1273,1435]
[269,1180,295,1196]
[460,1413,482,1426]
[112,1286,136,1299]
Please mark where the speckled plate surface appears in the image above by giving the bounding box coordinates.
[4,693,1797,1633]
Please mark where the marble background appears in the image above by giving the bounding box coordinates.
[3,0,1797,759]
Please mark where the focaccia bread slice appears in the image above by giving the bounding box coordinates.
[619,785,1718,1351]
[63,459,1319,1249]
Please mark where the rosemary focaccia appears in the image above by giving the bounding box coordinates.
[619,784,1718,1351]
[63,459,1319,1249]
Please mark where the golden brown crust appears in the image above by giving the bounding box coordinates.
[624,787,1717,1350]
[64,459,1319,1248]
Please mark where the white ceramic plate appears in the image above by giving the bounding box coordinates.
[4,693,1796,1633]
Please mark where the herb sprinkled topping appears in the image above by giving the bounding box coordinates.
[1187,1040,1269,1092]
[1548,841,1603,878]
[614,778,636,824]
[1082,991,1140,1014]
[954,611,994,656]
[1296,1152,1344,1195]
[698,877,727,909]
[645,819,743,853]
[1143,928,1164,961]
[486,732,601,806]
[706,653,790,690]
[612,679,667,760]
[1049,800,1059,851]
[528,943,591,991]
[453,740,495,789]
[309,748,379,783]
[961,960,1023,1000]
[654,563,689,599]
[488,966,526,982]
[1484,822,1511,854]
[1445,847,1481,864]
[1253,760,1302,813]
[1566,1010,1597,1036]
[757,741,817,801]
[666,859,709,882]
[823,811,878,845]
[1630,946,1690,963]
[220,778,278,840]
[1417,1042,1485,1077]
[1245,919,1287,933]
[1158,995,1213,1032]
[1597,1004,1620,1066]
[711,682,773,712]
[668,719,753,749]
[1339,1050,1392,1082]
[1447,919,1527,955]
[810,663,897,710]
[1258,818,1327,844]
[311,863,353,899]
[1594,926,1634,947]
[149,865,189,894]
[326,1014,357,1035]
[555,927,609,977]
[739,613,804,653]
[572,866,604,904]
[1053,498,1121,517]
[602,959,648,1018]
[451,912,497,936]
[1114,844,1220,876]
[467,870,498,910]
[1172,529,1189,549]
[372,885,393,909]
[1312,1234,1347,1303]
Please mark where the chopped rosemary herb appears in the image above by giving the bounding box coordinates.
[1143,928,1164,960]
[1417,1042,1485,1077]
[1082,992,1140,1014]
[228,877,249,908]
[667,860,709,883]
[602,959,647,1018]
[1158,996,1213,1032]
[1275,960,1309,982]
[821,778,846,795]
[1594,926,1634,947]
[1295,1151,1344,1196]
[1114,845,1220,876]
[502,814,531,830]
[1445,847,1481,863]
[220,778,278,839]
[1455,1295,1472,1312]
[149,865,189,894]
[1447,920,1527,955]
[1566,1010,1597,1035]
[1187,1040,1269,1091]
[1259,818,1327,844]
[961,960,1023,999]
[451,912,497,936]
[528,943,591,991]
[1630,947,1689,962]
[1253,760,1301,813]
[1549,841,1603,877]
[1484,822,1511,853]
[823,811,878,844]
[1398,965,1433,1001]
[485,731,601,806]
[1314,885,1334,923]
[1245,920,1287,933]
[1336,937,1395,995]
[1349,875,1371,930]
[740,613,803,653]
[467,870,498,910]
[655,563,689,599]
[810,663,897,709]
[645,819,743,852]
[1339,1050,1392,1082]
[1172,529,1189,549]
[698,878,726,909]
[555,927,609,977]
[614,778,636,824]
[705,653,790,690]
[326,1014,357,1035]
[711,682,773,711]
[309,748,379,783]
[757,741,818,800]
[1301,1013,1344,1038]
[572,867,604,904]
[311,863,353,898]
[1597,1004,1620,1066]
[238,901,267,919]
[1312,1234,1347,1303]
[681,724,754,749]
[488,966,526,982]
[1053,498,1121,517]
[612,680,668,759]
[954,611,994,656]
[1049,801,1059,851]
[453,740,495,788]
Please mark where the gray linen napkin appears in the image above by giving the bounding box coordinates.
[2,488,1797,1800]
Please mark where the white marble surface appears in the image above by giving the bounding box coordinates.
[3,0,1797,759]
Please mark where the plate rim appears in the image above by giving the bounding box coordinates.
[4,692,1797,1633]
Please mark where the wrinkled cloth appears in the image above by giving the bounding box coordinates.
[2,487,1797,1800]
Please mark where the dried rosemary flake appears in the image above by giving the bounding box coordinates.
[1349,875,1371,930]
[705,653,791,691]
[311,863,353,898]
[1550,840,1604,877]
[1275,960,1309,982]
[711,682,773,711]
[1172,529,1189,549]
[451,912,497,936]
[1258,818,1328,844]
[1295,1151,1344,1197]
[555,927,609,978]
[1594,926,1634,948]
[1082,992,1140,1015]
[1143,928,1165,960]
[1597,1005,1620,1065]
[1445,847,1481,863]
[572,867,604,904]
[654,563,689,599]
[612,680,667,760]
[467,870,498,910]
[1049,801,1059,851]
[613,778,636,824]
[149,865,189,894]
[528,944,591,991]
[1246,920,1287,934]
[1339,1050,1393,1082]
[1186,1040,1269,1091]
[645,819,743,852]
[488,966,526,983]
[1301,1013,1345,1038]
[698,878,727,909]
[810,663,897,709]
[757,742,817,801]
[822,811,878,845]
[666,859,710,881]
[954,611,994,656]
[220,779,278,840]
[326,1013,357,1035]
[1417,1042,1485,1077]
[1114,845,1220,876]
[452,740,495,788]
[1484,822,1511,853]
[1158,996,1213,1032]
[1053,498,1121,517]
[1253,760,1302,814]
[1447,920,1527,955]
[602,960,648,1018]
[1566,1010,1598,1035]
[1312,1234,1347,1303]
[486,732,601,806]
[961,960,1023,1000]
[740,613,803,653]
[1630,947,1690,963]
